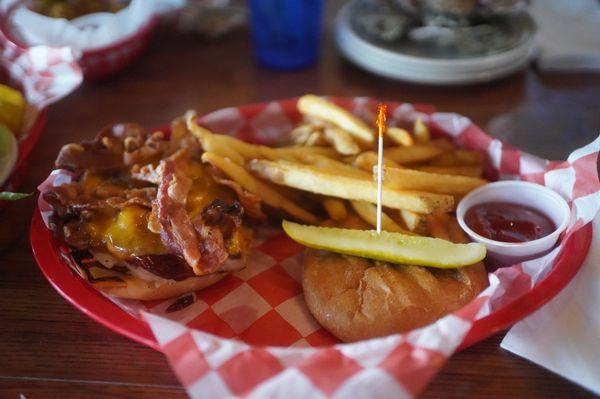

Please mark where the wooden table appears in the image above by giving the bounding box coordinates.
[2,3,599,397]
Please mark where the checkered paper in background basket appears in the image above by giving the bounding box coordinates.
[0,28,82,108]
[1,0,184,79]
[0,28,82,195]
[37,98,600,398]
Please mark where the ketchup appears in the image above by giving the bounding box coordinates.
[464,202,555,243]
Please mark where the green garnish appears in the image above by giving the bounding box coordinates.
[0,192,31,201]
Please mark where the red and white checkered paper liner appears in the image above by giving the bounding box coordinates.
[0,28,81,193]
[0,28,82,109]
[2,0,182,80]
[37,98,600,398]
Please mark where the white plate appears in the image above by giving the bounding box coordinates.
[334,2,537,84]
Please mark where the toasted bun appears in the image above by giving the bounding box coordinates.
[94,273,227,301]
[302,249,488,342]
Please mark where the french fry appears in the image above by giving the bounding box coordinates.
[249,160,454,213]
[185,113,246,164]
[185,111,246,165]
[201,153,319,224]
[378,166,487,195]
[305,131,326,146]
[452,194,465,206]
[350,201,409,233]
[92,279,128,289]
[434,213,471,243]
[214,134,290,161]
[188,112,336,161]
[170,116,190,142]
[427,214,451,241]
[322,197,347,222]
[415,165,483,177]
[273,146,338,159]
[295,153,370,178]
[352,151,402,172]
[399,209,428,234]
[430,150,486,166]
[302,114,325,125]
[297,95,373,143]
[430,137,456,151]
[386,127,414,146]
[291,124,327,147]
[290,124,324,146]
[290,124,311,144]
[200,134,246,165]
[446,216,470,244]
[323,125,360,155]
[413,117,430,143]
[455,149,486,165]
[384,145,443,164]
[430,213,470,244]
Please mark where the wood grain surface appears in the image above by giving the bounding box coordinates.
[2,2,599,398]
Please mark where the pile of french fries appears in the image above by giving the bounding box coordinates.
[186,94,488,240]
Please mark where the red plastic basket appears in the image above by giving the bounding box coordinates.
[29,98,595,352]
[74,17,157,80]
[29,209,593,352]
[0,10,157,80]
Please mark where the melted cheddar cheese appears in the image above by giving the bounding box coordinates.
[185,162,234,218]
[83,161,235,260]
[105,206,167,258]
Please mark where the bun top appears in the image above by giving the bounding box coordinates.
[302,249,488,342]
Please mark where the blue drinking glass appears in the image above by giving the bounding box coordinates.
[248,0,324,70]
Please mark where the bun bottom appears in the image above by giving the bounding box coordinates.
[302,249,489,342]
[95,273,227,301]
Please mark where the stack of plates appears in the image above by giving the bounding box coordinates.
[335,1,537,85]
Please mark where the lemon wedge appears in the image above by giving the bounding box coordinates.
[0,84,25,135]
[282,220,486,269]
[0,123,18,186]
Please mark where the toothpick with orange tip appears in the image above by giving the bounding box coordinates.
[376,104,387,235]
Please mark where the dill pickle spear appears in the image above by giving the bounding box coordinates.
[282,220,486,269]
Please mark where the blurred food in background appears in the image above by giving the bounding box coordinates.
[176,0,246,38]
[352,0,529,55]
[2,0,251,79]
[335,0,535,84]
[27,0,130,19]
[3,0,183,79]
[5,0,597,83]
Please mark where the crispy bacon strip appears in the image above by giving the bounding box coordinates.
[131,163,162,184]
[194,199,245,273]
[154,150,245,275]
[155,150,203,273]
[46,120,249,282]
[194,223,228,272]
[129,254,197,281]
[211,174,266,220]
[55,123,147,172]
[43,185,155,217]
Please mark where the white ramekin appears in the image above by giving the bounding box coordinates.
[456,181,571,268]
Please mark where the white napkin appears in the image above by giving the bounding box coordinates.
[8,0,185,52]
[530,0,600,73]
[501,215,600,395]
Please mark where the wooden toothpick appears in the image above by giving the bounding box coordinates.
[376,104,387,235]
